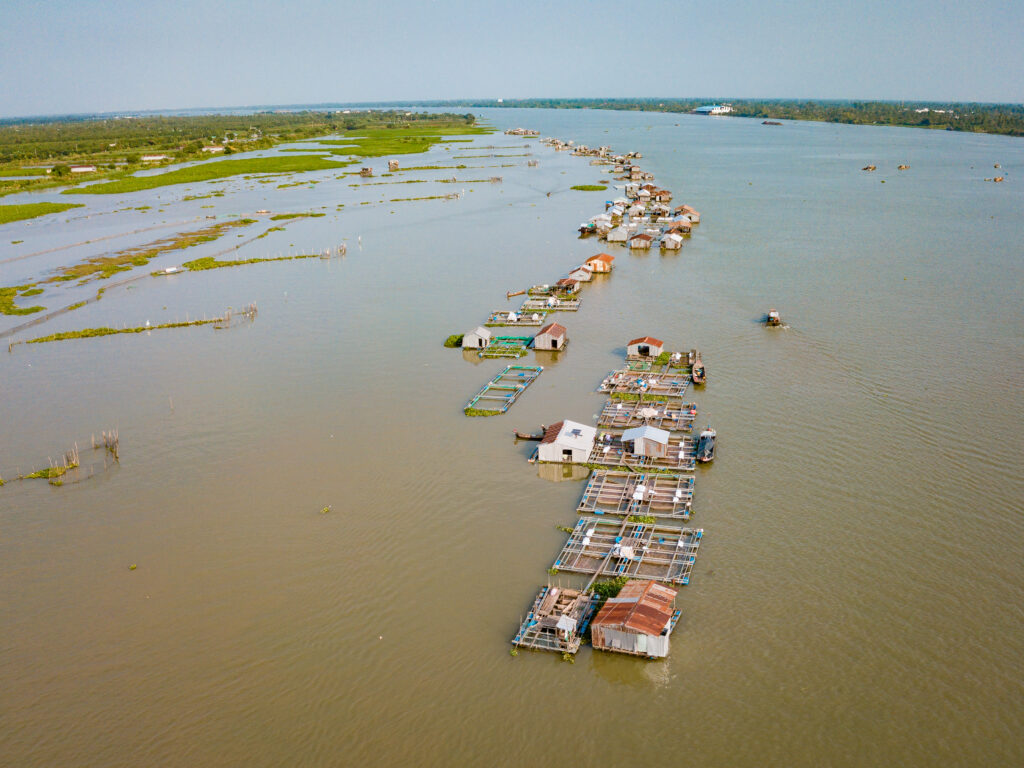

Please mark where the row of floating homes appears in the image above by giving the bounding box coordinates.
[504,127,541,136]
[514,331,710,659]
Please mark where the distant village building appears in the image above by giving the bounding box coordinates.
[534,322,567,351]
[695,104,733,115]
[68,165,98,173]
[141,154,171,163]
[567,265,593,282]
[584,253,615,273]
[537,420,596,463]
[462,326,492,349]
[621,425,671,458]
[590,580,678,658]
[627,336,664,357]
[201,145,225,153]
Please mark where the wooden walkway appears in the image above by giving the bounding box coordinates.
[511,585,600,654]
[465,365,542,413]
[597,399,698,432]
[519,297,580,312]
[479,336,532,358]
[485,310,545,327]
[589,433,696,472]
[552,517,703,585]
[577,471,694,520]
[598,369,691,398]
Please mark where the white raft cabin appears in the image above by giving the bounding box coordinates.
[534,322,567,351]
[537,420,597,463]
[627,336,664,358]
[463,325,492,350]
[590,579,680,658]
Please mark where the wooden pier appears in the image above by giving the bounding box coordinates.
[552,517,703,585]
[598,369,691,399]
[479,336,533,358]
[484,310,546,327]
[577,471,694,520]
[511,585,600,654]
[465,365,542,414]
[519,297,580,312]
[597,399,697,432]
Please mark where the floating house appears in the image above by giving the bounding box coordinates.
[360,167,374,177]
[567,265,593,282]
[621,425,671,458]
[590,580,679,658]
[627,336,664,357]
[554,277,580,295]
[674,205,700,223]
[534,322,567,351]
[661,233,684,250]
[511,586,598,654]
[537,420,596,463]
[388,160,400,171]
[463,326,492,350]
[584,253,615,273]
[629,233,653,250]
[606,226,629,243]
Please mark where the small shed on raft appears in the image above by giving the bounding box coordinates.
[360,167,374,177]
[554,277,580,295]
[463,326,492,349]
[585,253,615,273]
[388,160,400,171]
[534,322,567,351]
[661,233,684,250]
[606,226,629,243]
[591,580,678,658]
[627,336,664,357]
[537,420,596,463]
[621,425,671,458]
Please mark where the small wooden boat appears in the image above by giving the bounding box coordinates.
[691,352,706,384]
[861,165,876,172]
[513,427,545,441]
[765,309,783,327]
[762,120,782,126]
[506,289,526,299]
[696,426,716,462]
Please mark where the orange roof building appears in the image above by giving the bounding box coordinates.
[591,580,679,658]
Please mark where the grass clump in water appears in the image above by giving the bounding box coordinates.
[444,334,463,348]
[269,212,326,220]
[0,202,84,224]
[464,407,503,417]
[182,252,319,271]
[570,184,607,192]
[0,286,44,315]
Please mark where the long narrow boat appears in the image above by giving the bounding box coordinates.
[691,352,706,385]
[696,426,716,462]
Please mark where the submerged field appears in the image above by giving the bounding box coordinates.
[0,201,83,224]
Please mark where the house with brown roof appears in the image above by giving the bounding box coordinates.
[554,277,580,295]
[584,253,615,273]
[567,265,593,282]
[591,579,678,658]
[534,322,567,351]
[627,336,664,357]
[629,233,653,250]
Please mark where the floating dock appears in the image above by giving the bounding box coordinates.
[578,471,693,520]
[485,310,546,327]
[479,336,533,358]
[589,432,696,472]
[465,365,543,414]
[553,517,703,585]
[520,297,580,312]
[598,369,691,398]
[597,399,697,432]
[511,585,600,654]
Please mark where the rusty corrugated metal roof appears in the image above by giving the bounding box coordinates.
[592,580,676,636]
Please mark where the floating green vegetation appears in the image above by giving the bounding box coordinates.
[11,239,23,244]
[20,287,43,297]
[591,576,629,599]
[21,465,69,480]
[444,334,464,348]
[0,286,44,315]
[182,252,319,271]
[464,407,503,417]
[0,202,84,224]
[454,153,530,158]
[628,514,657,524]
[390,195,448,202]
[182,191,225,201]
[269,212,326,220]
[570,184,607,191]
[26,316,227,344]
[64,155,350,195]
[255,226,286,239]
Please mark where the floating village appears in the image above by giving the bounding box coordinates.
[453,130,724,661]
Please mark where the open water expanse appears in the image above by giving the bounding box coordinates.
[1,107,1022,766]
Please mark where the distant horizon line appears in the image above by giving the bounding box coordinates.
[2,96,1021,123]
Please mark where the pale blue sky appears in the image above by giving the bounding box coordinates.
[1,0,1020,117]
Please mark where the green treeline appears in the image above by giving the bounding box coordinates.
[420,98,1024,137]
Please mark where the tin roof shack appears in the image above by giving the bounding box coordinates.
[463,326,492,349]
[534,322,567,351]
[387,160,400,171]
[585,253,615,273]
[661,233,684,250]
[554,278,580,296]
[591,580,679,658]
[537,420,596,463]
[606,226,630,243]
[621,425,671,458]
[627,336,665,357]
[629,234,653,250]
[674,205,701,223]
[567,265,593,282]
